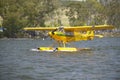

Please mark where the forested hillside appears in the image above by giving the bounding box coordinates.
[0,0,119,38]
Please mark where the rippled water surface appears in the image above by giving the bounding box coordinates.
[0,37,120,80]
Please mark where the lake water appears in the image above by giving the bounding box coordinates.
[0,37,120,80]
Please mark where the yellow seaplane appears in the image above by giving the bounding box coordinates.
[24,25,114,52]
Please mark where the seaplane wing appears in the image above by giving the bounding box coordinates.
[64,25,114,31]
[24,25,114,31]
[24,27,56,31]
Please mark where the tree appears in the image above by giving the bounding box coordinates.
[0,0,60,37]
[64,0,106,26]
[0,0,25,37]
[105,0,120,28]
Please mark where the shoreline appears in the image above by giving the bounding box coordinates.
[0,32,120,40]
[0,29,120,39]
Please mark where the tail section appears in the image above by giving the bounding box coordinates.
[86,30,104,39]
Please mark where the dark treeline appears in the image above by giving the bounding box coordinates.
[0,0,120,38]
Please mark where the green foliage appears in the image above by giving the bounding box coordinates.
[0,0,60,37]
[105,0,120,28]
[65,0,105,26]
[0,0,119,38]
